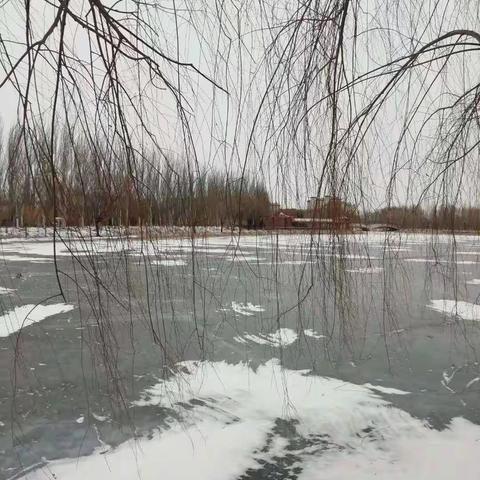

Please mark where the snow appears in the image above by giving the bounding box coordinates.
[332,254,380,260]
[233,335,247,344]
[428,299,480,321]
[465,377,480,389]
[91,413,108,422]
[362,383,410,395]
[235,328,329,347]
[299,417,480,479]
[231,301,265,316]
[346,267,383,274]
[405,258,477,265]
[0,303,75,337]
[0,231,478,269]
[303,329,326,339]
[0,255,52,263]
[152,259,188,266]
[405,258,442,263]
[22,359,480,480]
[235,328,298,347]
[467,278,480,285]
[0,286,15,294]
[226,255,266,262]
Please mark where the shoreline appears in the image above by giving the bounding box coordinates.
[0,225,479,241]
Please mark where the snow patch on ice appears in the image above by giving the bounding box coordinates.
[299,416,480,480]
[0,286,15,294]
[405,258,442,263]
[231,301,265,316]
[152,259,187,266]
[363,383,410,395]
[405,258,477,265]
[23,359,480,480]
[466,377,480,389]
[227,255,266,262]
[0,303,75,337]
[346,267,383,274]
[235,328,298,347]
[428,299,480,321]
[0,255,52,263]
[92,413,108,422]
[303,329,326,339]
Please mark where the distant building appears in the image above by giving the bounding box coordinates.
[307,195,334,212]
[269,202,280,214]
[264,196,354,231]
[291,217,350,231]
[264,211,294,229]
[307,195,357,220]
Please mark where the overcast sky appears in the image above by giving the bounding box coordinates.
[1,0,479,210]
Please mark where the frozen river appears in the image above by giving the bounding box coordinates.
[1,231,480,479]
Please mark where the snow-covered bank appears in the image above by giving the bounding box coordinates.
[20,359,480,480]
[0,303,75,337]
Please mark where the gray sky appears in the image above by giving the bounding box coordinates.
[1,0,479,210]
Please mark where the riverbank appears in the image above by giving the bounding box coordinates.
[0,225,479,242]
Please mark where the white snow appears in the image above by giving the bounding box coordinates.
[299,417,480,479]
[0,303,75,337]
[405,258,477,265]
[231,301,265,316]
[405,258,442,263]
[234,328,326,344]
[0,255,52,263]
[0,286,15,294]
[362,383,410,395]
[226,255,266,262]
[303,329,326,339]
[152,259,188,266]
[467,279,480,285]
[22,359,480,480]
[333,254,380,260]
[236,328,298,347]
[233,335,248,345]
[346,267,383,274]
[466,377,480,389]
[91,413,108,422]
[428,299,480,321]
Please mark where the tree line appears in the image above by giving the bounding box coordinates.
[365,205,480,231]
[0,123,270,234]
